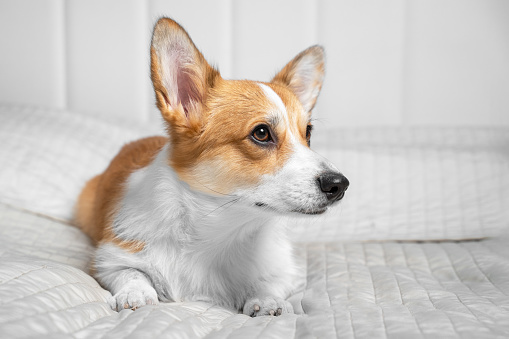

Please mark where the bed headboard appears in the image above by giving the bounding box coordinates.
[0,0,508,127]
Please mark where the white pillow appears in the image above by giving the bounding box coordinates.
[1,104,508,240]
[290,127,509,241]
[0,104,161,222]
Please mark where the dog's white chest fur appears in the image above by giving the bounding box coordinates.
[94,145,297,310]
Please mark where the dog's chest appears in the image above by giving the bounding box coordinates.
[147,223,295,308]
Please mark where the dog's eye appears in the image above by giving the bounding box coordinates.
[252,125,272,143]
[306,124,313,146]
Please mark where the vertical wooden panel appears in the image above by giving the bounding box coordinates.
[2,1,506,127]
[66,0,148,122]
[54,0,67,109]
[403,0,509,126]
[0,0,66,109]
[232,0,318,82]
[315,0,406,128]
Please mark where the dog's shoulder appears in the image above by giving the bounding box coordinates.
[111,136,168,171]
[76,136,168,246]
[98,136,168,209]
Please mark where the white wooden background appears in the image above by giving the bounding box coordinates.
[1,0,508,128]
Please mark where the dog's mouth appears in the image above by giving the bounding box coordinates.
[293,207,328,215]
[255,202,328,215]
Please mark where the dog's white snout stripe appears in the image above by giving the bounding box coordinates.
[258,83,287,118]
[258,83,297,143]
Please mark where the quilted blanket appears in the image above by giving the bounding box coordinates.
[1,203,509,338]
[1,104,509,338]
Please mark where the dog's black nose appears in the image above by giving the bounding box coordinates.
[317,172,349,201]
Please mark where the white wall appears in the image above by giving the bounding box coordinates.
[0,0,508,127]
[403,0,509,126]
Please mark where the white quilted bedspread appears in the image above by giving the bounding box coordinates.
[1,104,509,338]
[1,203,509,338]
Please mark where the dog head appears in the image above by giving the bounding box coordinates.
[150,18,348,215]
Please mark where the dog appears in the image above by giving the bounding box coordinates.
[75,17,349,317]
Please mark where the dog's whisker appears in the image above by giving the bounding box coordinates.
[211,198,241,215]
[196,197,242,223]
[194,179,236,198]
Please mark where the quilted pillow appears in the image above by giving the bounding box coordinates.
[290,127,509,241]
[1,104,508,240]
[0,104,160,222]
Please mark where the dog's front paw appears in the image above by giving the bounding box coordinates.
[243,297,294,317]
[110,281,159,311]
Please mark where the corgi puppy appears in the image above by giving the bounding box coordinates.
[75,17,348,317]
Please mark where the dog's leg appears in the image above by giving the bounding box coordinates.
[100,268,159,311]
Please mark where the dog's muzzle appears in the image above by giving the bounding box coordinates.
[317,172,349,202]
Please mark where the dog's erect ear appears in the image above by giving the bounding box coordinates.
[272,46,325,113]
[150,18,219,131]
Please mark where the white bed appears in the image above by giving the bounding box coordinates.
[1,104,508,338]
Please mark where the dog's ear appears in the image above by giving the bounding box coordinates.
[272,46,325,113]
[150,18,219,132]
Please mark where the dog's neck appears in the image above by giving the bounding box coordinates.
[113,144,285,248]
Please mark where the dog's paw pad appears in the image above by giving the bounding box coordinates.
[112,283,158,311]
[243,297,293,317]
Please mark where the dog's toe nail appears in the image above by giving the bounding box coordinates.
[123,303,130,309]
[269,309,275,316]
[254,304,260,312]
[277,308,282,316]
